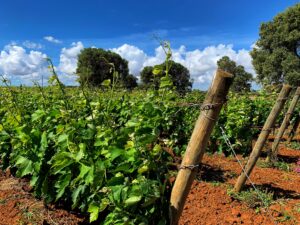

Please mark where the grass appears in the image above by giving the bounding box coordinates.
[294,203,300,213]
[22,209,34,221]
[287,141,300,150]
[273,161,291,172]
[228,187,274,209]
[276,211,293,222]
[210,181,222,187]
[257,159,291,172]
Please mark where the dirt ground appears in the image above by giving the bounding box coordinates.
[179,143,300,225]
[0,171,86,225]
[0,143,299,225]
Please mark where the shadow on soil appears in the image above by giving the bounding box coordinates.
[245,184,300,200]
[277,154,299,164]
[196,164,237,183]
[258,150,298,163]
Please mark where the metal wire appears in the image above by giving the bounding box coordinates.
[220,126,278,225]
[177,102,224,111]
[202,113,216,121]
[179,164,200,171]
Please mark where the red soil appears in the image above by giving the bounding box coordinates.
[0,144,299,224]
[0,170,85,225]
[179,144,300,225]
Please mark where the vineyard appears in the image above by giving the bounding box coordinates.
[0,0,299,224]
[0,71,299,224]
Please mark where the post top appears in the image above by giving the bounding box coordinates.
[282,84,292,89]
[216,69,234,78]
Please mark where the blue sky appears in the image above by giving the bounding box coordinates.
[0,0,299,89]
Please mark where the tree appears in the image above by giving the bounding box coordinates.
[123,74,138,90]
[250,3,300,86]
[140,60,192,94]
[140,66,160,89]
[217,56,253,92]
[76,48,137,89]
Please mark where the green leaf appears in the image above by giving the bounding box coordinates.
[75,147,85,162]
[152,66,162,75]
[125,120,139,127]
[31,109,46,122]
[88,203,100,222]
[152,144,162,156]
[72,185,86,209]
[159,76,173,88]
[79,143,86,152]
[40,131,48,151]
[124,195,142,206]
[57,133,68,143]
[30,175,38,187]
[114,162,134,173]
[15,156,34,177]
[101,79,111,87]
[51,152,74,174]
[107,176,124,186]
[109,185,123,204]
[76,163,94,185]
[55,173,71,201]
[81,128,95,140]
[109,147,123,161]
[85,166,94,185]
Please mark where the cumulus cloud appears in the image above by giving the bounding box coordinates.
[58,42,84,74]
[57,42,84,85]
[0,41,254,89]
[0,42,83,86]
[0,44,49,85]
[111,44,147,76]
[23,41,43,49]
[44,36,62,44]
[112,43,254,89]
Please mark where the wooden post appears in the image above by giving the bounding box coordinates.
[234,84,292,192]
[268,87,300,161]
[169,69,233,225]
[287,112,300,142]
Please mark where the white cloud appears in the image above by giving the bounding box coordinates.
[56,42,84,85]
[0,44,49,85]
[0,41,254,89]
[111,44,147,75]
[23,41,43,49]
[0,42,83,86]
[44,36,62,44]
[58,42,84,74]
[112,43,254,89]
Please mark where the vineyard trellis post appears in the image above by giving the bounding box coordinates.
[287,112,300,142]
[169,69,234,225]
[267,86,300,162]
[234,84,292,192]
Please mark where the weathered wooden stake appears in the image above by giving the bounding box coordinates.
[268,87,300,162]
[234,84,292,192]
[287,112,300,142]
[169,69,233,225]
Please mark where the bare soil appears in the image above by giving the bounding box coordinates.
[0,143,299,225]
[179,143,300,225]
[0,170,86,225]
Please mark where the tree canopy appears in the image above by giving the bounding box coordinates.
[76,48,137,89]
[140,60,192,94]
[250,3,300,86]
[217,56,253,92]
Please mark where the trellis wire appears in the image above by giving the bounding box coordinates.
[220,126,278,225]
[178,102,225,171]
